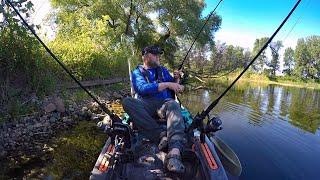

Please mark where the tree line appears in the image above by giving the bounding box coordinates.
[186,36,320,82]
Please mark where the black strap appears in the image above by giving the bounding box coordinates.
[137,65,164,83]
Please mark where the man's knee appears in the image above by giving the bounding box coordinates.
[121,97,135,110]
[165,100,180,110]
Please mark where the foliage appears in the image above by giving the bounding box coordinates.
[252,37,268,72]
[294,36,320,81]
[267,40,283,77]
[0,1,55,115]
[49,0,221,73]
[209,42,251,74]
[283,47,294,76]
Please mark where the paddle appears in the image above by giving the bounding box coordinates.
[209,135,242,177]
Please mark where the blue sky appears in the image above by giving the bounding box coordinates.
[203,0,320,50]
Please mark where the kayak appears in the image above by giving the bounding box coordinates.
[90,104,230,180]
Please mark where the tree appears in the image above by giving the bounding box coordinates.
[50,0,222,70]
[252,37,268,73]
[210,41,226,73]
[283,47,294,76]
[243,49,251,68]
[293,36,320,80]
[0,0,34,30]
[267,40,283,76]
[307,36,320,80]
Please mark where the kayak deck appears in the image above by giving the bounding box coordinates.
[90,136,204,180]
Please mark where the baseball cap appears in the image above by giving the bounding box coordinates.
[142,45,164,56]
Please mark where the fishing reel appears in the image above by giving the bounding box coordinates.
[205,116,223,133]
[97,121,132,149]
[188,112,223,143]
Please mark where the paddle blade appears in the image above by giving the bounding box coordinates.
[210,136,242,176]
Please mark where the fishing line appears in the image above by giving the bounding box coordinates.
[189,0,302,130]
[178,0,224,70]
[282,0,311,43]
[5,0,122,122]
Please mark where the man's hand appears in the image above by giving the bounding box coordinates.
[158,82,184,93]
[173,70,182,79]
[173,70,183,83]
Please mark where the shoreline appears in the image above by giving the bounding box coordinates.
[204,72,320,90]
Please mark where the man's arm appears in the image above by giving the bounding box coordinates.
[132,70,159,95]
[158,82,184,93]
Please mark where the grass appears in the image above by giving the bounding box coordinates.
[205,70,320,90]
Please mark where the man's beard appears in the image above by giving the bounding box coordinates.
[147,59,160,68]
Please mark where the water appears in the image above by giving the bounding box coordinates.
[180,81,320,180]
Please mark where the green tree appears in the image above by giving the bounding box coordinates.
[0,1,56,117]
[243,49,251,68]
[307,36,320,79]
[293,36,320,80]
[283,47,294,76]
[210,41,226,73]
[50,0,222,72]
[252,37,268,73]
[267,40,283,76]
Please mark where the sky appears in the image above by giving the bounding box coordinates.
[203,0,320,50]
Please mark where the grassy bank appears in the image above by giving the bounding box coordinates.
[205,70,320,90]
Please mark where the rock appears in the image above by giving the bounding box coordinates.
[0,144,7,158]
[81,107,88,112]
[105,91,111,98]
[112,92,122,99]
[46,175,54,180]
[102,115,112,126]
[53,97,65,113]
[49,116,57,123]
[88,102,100,113]
[30,93,38,103]
[27,125,33,131]
[44,103,56,113]
[68,105,75,112]
[0,150,7,158]
[52,112,60,120]
[45,122,51,127]
[62,117,72,123]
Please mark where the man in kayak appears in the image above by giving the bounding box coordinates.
[122,44,186,173]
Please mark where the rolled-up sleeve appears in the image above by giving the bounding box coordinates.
[132,70,159,95]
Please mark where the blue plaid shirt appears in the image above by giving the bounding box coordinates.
[131,66,175,99]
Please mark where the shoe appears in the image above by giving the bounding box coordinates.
[164,153,186,173]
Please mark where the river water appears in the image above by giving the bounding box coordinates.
[180,81,320,179]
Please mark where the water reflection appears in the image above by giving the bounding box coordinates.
[183,82,320,133]
[180,82,320,179]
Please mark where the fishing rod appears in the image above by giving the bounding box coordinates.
[5,0,122,122]
[175,0,223,106]
[178,0,223,71]
[188,0,302,132]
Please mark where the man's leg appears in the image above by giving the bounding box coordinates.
[122,97,164,142]
[158,99,186,152]
[158,99,186,173]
